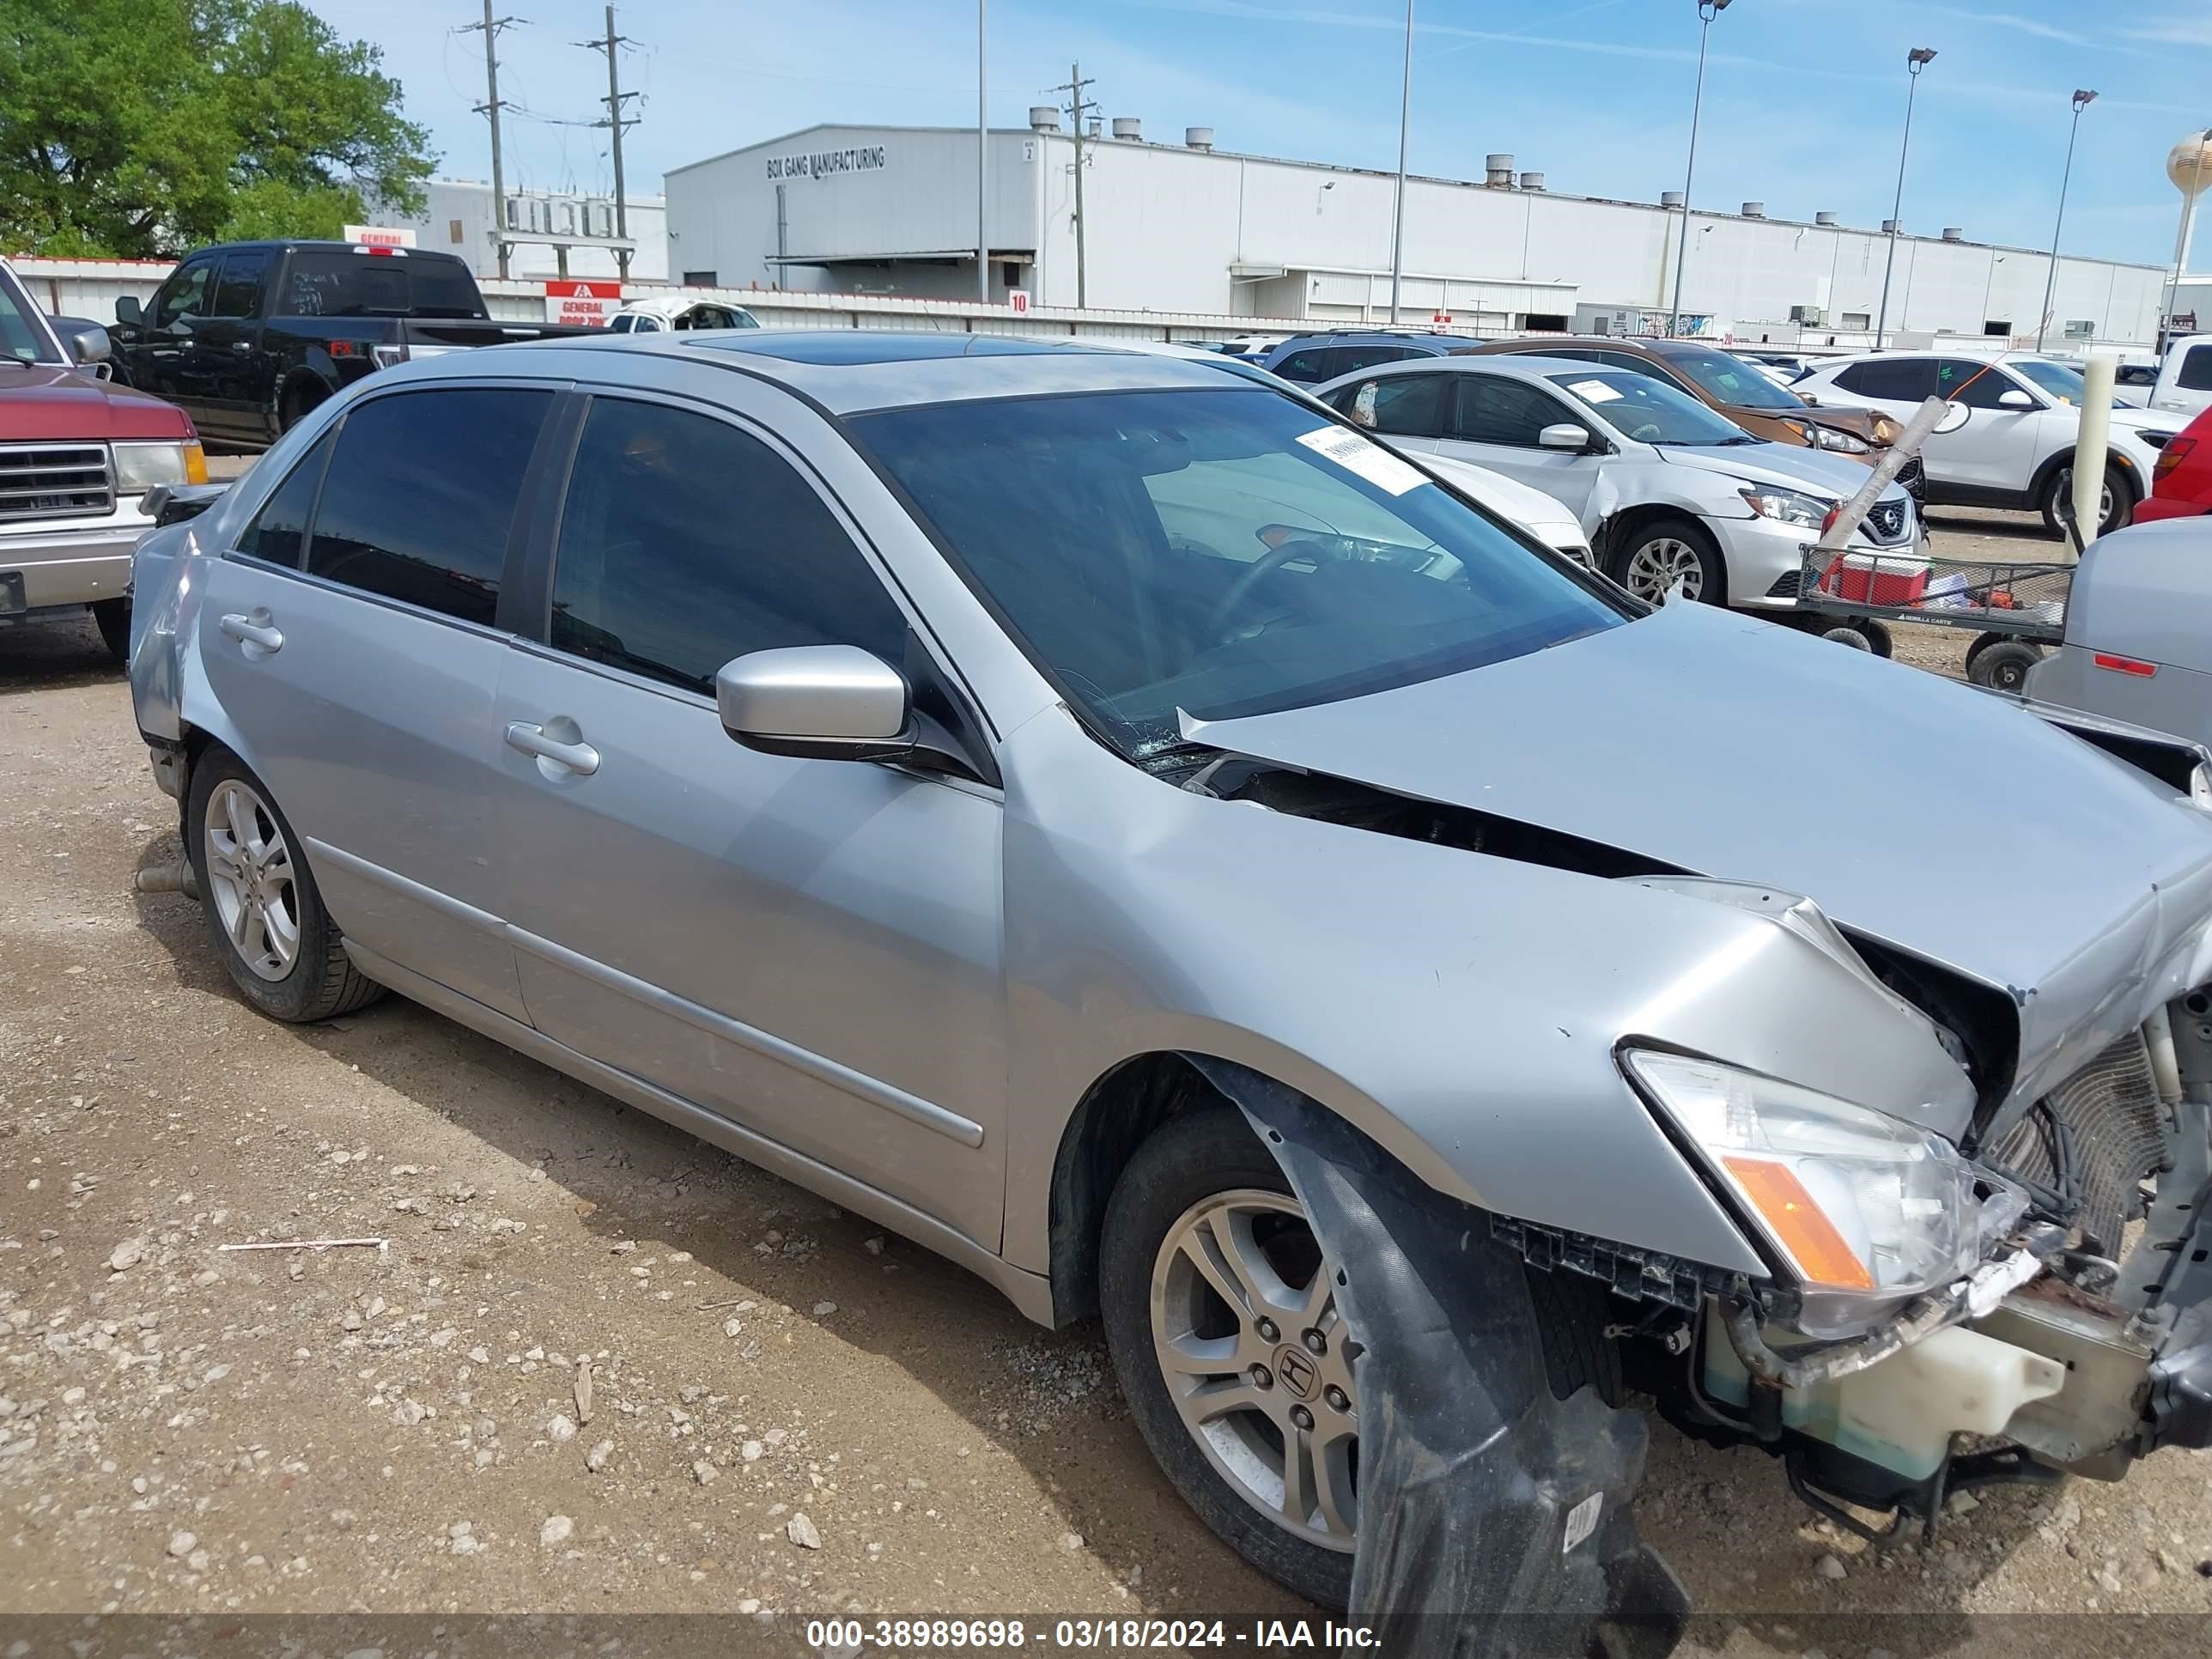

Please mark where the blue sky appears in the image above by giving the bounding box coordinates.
[321,1,2212,268]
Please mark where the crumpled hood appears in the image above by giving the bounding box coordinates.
[1185,601,2212,1119]
[1654,438,1904,502]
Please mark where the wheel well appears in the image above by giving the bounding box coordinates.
[1047,1052,1226,1326]
[1596,505,1725,604]
[279,372,331,424]
[2030,447,2136,508]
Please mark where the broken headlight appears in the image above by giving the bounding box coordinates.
[1624,1050,2027,1339]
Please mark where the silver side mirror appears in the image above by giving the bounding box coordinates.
[1998,387,2035,410]
[1539,422,1591,450]
[715,644,913,762]
[53,318,112,376]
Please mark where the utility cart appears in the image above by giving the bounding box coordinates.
[1793,545,2076,690]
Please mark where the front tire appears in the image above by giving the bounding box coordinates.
[1966,637,2044,691]
[185,749,383,1023]
[92,598,131,665]
[1607,516,1724,606]
[1100,1109,1358,1609]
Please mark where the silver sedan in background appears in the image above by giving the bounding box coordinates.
[127,332,2212,1639]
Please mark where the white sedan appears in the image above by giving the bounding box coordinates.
[1317,355,1920,609]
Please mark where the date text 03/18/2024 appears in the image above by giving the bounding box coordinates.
[803,1619,1380,1650]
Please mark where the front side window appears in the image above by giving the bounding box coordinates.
[1936,360,2023,409]
[1331,344,1417,376]
[850,386,1622,757]
[1448,375,1580,447]
[549,398,908,694]
[1270,348,1334,383]
[1331,373,1448,438]
[234,429,336,568]
[1659,346,1808,410]
[306,388,550,624]
[1547,369,1754,446]
[151,260,215,329]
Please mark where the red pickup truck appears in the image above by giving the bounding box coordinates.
[2,255,205,662]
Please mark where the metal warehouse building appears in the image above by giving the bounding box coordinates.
[666,119,2170,347]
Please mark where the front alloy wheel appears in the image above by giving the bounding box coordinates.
[1152,1191,1359,1553]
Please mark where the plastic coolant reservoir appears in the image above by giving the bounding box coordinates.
[1705,1320,2067,1480]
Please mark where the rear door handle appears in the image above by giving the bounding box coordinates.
[505,720,601,776]
[217,611,283,653]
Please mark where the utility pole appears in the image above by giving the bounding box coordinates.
[576,6,641,282]
[460,0,519,280]
[1387,1,1412,325]
[1053,63,1096,307]
[976,2,988,304]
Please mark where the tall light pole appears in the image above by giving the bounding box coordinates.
[977,2,989,303]
[1387,0,1413,325]
[2035,89,2096,351]
[1874,46,1936,349]
[1667,0,1729,339]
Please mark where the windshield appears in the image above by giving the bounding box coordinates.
[2012,359,2103,406]
[0,264,64,365]
[1547,369,1757,446]
[1662,346,1808,410]
[281,252,487,319]
[851,387,1623,757]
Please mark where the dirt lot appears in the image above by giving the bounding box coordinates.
[3,491,2209,1650]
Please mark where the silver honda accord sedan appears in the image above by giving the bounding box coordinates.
[127,331,2212,1635]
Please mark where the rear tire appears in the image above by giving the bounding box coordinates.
[1100,1109,1357,1610]
[1607,516,1725,606]
[92,598,131,665]
[2039,460,2132,538]
[185,749,384,1023]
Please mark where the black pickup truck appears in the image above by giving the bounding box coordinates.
[108,240,595,447]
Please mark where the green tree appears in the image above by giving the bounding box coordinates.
[0,0,432,257]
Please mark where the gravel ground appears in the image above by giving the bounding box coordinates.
[3,483,2209,1650]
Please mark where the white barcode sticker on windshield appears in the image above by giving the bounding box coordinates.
[1297,425,1429,495]
[1568,379,1623,404]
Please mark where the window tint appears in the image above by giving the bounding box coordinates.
[1935,360,2018,409]
[210,252,270,321]
[306,389,550,625]
[1835,358,1936,401]
[234,429,336,568]
[1271,348,1334,383]
[1333,344,1418,375]
[1336,373,1448,437]
[1448,375,1577,446]
[549,398,908,695]
[605,313,635,333]
[151,260,215,328]
[2179,345,2212,392]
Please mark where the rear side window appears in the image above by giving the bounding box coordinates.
[2180,345,2212,392]
[280,252,487,319]
[1334,373,1448,437]
[210,251,270,320]
[1835,358,1937,401]
[1332,344,1418,376]
[1271,348,1333,383]
[306,389,550,625]
[234,429,335,568]
[547,398,908,694]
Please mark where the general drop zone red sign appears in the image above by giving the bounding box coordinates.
[545,281,623,327]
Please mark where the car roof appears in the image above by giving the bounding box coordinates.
[390,328,1268,415]
[182,240,472,264]
[1328,353,1610,381]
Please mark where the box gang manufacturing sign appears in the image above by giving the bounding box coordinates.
[545,280,623,327]
[765,145,890,182]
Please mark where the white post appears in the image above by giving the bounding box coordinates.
[1387,0,1413,327]
[2070,351,2117,555]
[977,1,989,305]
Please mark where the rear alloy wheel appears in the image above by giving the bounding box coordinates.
[185,750,384,1023]
[1101,1109,1358,1608]
[2039,461,2130,538]
[1609,517,1723,605]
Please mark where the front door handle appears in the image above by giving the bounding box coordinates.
[506,720,601,776]
[218,611,283,653]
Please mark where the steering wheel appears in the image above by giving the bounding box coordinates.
[1207,538,1335,641]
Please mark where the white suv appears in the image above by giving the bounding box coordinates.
[1793,351,2183,536]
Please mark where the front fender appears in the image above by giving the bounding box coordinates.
[996,708,1975,1283]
